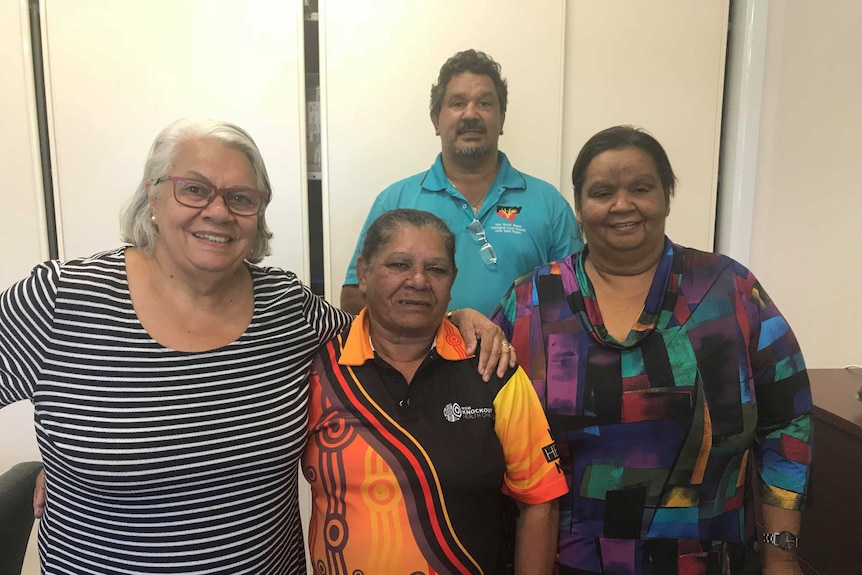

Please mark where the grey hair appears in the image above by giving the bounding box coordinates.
[360,209,456,268]
[119,118,274,263]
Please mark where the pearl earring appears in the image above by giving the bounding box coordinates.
[151,215,156,223]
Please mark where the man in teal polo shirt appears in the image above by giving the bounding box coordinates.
[340,49,582,317]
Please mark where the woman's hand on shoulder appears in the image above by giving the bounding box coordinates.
[33,468,45,518]
[447,308,516,382]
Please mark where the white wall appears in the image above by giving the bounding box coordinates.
[2,2,45,572]
[41,0,310,277]
[746,1,862,367]
[320,0,568,300]
[0,0,44,472]
[322,0,729,301]
[562,1,729,252]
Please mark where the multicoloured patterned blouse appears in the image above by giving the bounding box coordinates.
[491,238,812,574]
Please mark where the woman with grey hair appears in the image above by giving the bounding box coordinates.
[0,119,513,575]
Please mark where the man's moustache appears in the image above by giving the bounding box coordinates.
[457,123,486,135]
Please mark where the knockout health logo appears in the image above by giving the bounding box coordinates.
[443,402,493,422]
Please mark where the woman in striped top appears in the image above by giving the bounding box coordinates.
[0,119,512,575]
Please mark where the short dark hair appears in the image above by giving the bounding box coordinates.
[571,125,677,207]
[360,209,456,268]
[429,49,508,117]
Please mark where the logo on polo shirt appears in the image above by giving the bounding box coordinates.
[443,403,494,422]
[496,206,522,222]
[443,403,462,422]
[542,442,560,463]
[490,206,526,236]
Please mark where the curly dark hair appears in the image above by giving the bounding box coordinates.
[429,49,508,117]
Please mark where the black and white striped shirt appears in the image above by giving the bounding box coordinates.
[0,248,352,574]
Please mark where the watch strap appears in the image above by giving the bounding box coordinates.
[762,531,799,551]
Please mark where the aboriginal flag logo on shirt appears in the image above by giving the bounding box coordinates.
[496,206,522,222]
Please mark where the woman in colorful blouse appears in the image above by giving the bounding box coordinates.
[303,209,568,574]
[491,126,812,575]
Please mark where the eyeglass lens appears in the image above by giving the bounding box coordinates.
[466,219,497,266]
[172,178,266,216]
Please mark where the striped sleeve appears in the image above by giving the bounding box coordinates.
[298,281,354,346]
[0,260,60,404]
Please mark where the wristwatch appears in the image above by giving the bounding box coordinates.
[762,531,799,551]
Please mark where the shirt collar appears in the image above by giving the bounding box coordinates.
[420,151,525,193]
[338,307,472,366]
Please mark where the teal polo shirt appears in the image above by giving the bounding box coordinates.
[343,152,582,316]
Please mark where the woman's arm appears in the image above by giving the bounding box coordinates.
[759,505,803,575]
[447,308,516,381]
[514,500,559,575]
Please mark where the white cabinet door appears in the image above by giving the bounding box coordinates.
[0,0,45,472]
[1,0,46,284]
[322,0,728,294]
[320,0,567,299]
[562,1,729,251]
[41,0,309,276]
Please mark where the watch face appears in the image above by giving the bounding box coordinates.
[776,531,797,550]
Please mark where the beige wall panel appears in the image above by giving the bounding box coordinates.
[751,1,862,367]
[1,0,46,292]
[42,0,308,276]
[561,0,729,251]
[0,0,44,473]
[321,0,567,299]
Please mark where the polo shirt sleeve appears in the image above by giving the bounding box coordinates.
[343,191,395,286]
[493,366,567,505]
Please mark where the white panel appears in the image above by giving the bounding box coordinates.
[42,0,308,277]
[1,0,46,284]
[749,0,862,367]
[0,0,44,473]
[562,0,729,251]
[321,0,566,301]
[716,0,769,266]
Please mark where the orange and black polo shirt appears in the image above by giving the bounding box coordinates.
[303,309,567,575]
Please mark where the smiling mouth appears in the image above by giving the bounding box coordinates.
[398,299,432,307]
[193,232,233,243]
[609,222,640,229]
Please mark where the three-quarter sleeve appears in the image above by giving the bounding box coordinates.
[741,265,813,510]
[0,261,60,405]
